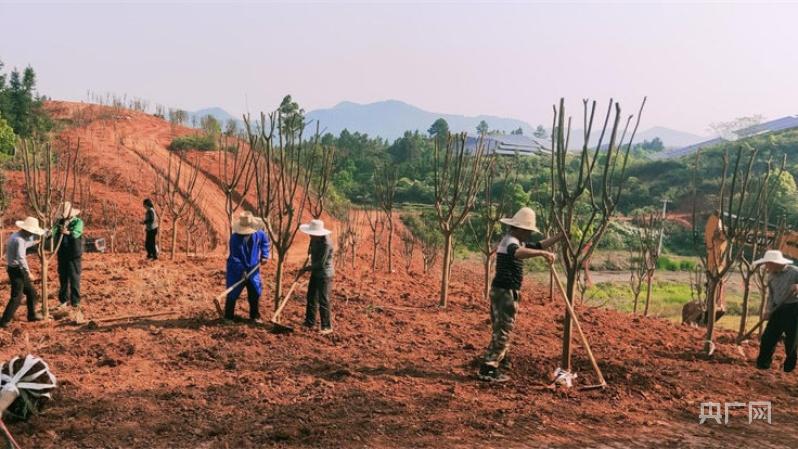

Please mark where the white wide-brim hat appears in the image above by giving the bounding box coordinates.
[16,217,46,236]
[59,201,81,219]
[753,250,793,266]
[300,219,331,237]
[499,207,540,232]
[232,211,264,235]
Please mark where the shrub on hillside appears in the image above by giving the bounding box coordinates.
[168,134,216,151]
[656,255,680,271]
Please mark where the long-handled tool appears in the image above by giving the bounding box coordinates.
[213,264,261,318]
[737,318,765,344]
[550,265,607,390]
[270,258,310,332]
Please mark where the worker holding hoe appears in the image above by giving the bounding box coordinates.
[53,202,84,316]
[225,211,270,323]
[754,250,798,373]
[0,217,47,327]
[299,219,334,334]
[478,207,561,383]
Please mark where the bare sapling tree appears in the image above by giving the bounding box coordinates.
[245,110,317,309]
[550,97,646,371]
[400,228,417,271]
[155,150,204,260]
[374,164,398,273]
[432,132,491,307]
[468,155,517,302]
[365,206,385,271]
[335,205,353,270]
[19,136,80,318]
[218,133,256,236]
[736,157,784,339]
[101,201,121,253]
[307,133,335,220]
[184,198,205,257]
[692,145,771,355]
[634,212,663,316]
[348,208,364,269]
[628,245,646,314]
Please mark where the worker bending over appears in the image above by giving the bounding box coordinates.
[225,212,270,323]
[754,250,798,373]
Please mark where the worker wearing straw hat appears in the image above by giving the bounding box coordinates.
[225,211,270,323]
[0,217,47,327]
[299,219,334,334]
[53,202,84,312]
[753,250,798,372]
[478,207,561,382]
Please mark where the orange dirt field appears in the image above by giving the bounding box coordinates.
[0,103,796,448]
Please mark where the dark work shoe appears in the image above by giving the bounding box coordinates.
[478,363,510,383]
[0,321,8,328]
[29,314,44,322]
[303,321,315,329]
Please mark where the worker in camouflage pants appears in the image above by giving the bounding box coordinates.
[479,207,560,383]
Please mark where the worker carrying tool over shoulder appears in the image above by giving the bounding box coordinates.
[299,219,334,335]
[225,211,270,323]
[753,250,798,373]
[478,207,562,383]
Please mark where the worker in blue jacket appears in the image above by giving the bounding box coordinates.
[225,211,270,323]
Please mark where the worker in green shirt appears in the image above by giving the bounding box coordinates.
[53,202,84,311]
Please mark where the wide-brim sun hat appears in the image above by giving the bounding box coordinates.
[232,211,264,235]
[59,201,81,219]
[16,217,46,236]
[300,219,331,237]
[753,249,793,267]
[499,207,540,232]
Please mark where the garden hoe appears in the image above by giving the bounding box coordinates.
[213,264,261,318]
[269,258,310,334]
[549,264,607,391]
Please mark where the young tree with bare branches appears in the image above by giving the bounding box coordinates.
[365,207,384,271]
[691,146,771,355]
[468,156,517,302]
[432,132,491,307]
[18,136,79,317]
[245,109,316,309]
[550,97,646,372]
[375,163,397,273]
[218,133,255,236]
[154,150,204,260]
[634,212,663,316]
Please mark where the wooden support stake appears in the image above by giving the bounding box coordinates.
[550,265,607,388]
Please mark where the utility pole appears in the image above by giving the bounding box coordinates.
[657,198,670,255]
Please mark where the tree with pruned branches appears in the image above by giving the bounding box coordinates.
[549,97,646,372]
[154,150,204,260]
[468,155,517,302]
[245,104,325,309]
[633,212,663,316]
[19,136,80,317]
[365,206,384,271]
[691,145,772,355]
[218,133,256,237]
[432,132,491,307]
[375,163,398,273]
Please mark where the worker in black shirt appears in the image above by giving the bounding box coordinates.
[479,207,562,382]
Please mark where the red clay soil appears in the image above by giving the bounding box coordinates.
[1,101,796,448]
[0,245,796,449]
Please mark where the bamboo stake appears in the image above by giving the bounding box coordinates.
[549,265,607,388]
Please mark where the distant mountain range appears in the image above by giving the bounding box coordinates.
[189,100,707,149]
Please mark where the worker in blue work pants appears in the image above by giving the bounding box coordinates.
[225,211,270,323]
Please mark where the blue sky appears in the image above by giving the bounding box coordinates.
[1,1,797,135]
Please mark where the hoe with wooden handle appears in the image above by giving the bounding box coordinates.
[549,264,607,390]
[270,258,310,331]
[213,265,261,318]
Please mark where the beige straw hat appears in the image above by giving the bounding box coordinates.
[499,207,540,232]
[299,219,331,237]
[16,217,46,236]
[59,201,81,219]
[753,250,793,266]
[232,211,264,235]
